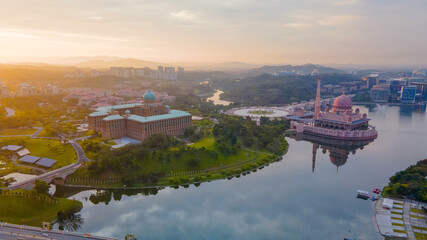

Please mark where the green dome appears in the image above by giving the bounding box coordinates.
[143,90,156,101]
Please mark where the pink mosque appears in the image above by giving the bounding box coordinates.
[289,77,378,140]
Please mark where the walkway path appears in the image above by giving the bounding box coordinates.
[403,200,416,240]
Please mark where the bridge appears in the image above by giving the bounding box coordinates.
[6,140,89,190]
[0,222,119,240]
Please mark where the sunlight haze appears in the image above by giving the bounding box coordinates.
[0,0,426,65]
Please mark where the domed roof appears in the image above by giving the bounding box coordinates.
[333,94,352,109]
[143,90,156,101]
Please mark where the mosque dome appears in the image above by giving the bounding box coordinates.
[333,94,352,110]
[143,90,156,101]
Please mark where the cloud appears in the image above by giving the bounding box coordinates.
[283,15,359,29]
[169,10,204,23]
[316,15,359,26]
[332,0,360,6]
[0,30,41,39]
[283,23,312,29]
[0,28,131,42]
[88,16,104,21]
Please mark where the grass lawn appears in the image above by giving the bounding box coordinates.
[189,135,215,150]
[411,215,425,219]
[135,147,267,175]
[0,128,36,136]
[0,190,82,227]
[415,232,427,239]
[393,229,406,233]
[391,211,403,215]
[23,139,77,169]
[413,226,427,231]
[392,223,405,227]
[411,208,424,214]
[37,128,53,137]
[391,217,403,220]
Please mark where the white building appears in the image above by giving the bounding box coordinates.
[17,83,37,96]
[0,82,10,97]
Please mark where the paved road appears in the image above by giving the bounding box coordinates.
[0,223,118,240]
[6,140,88,190]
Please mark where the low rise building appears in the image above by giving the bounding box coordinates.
[0,82,10,97]
[17,83,37,96]
[370,84,390,103]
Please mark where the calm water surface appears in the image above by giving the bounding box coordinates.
[68,105,427,239]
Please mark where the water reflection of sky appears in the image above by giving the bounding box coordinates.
[71,105,427,240]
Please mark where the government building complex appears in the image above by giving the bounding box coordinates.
[88,90,192,141]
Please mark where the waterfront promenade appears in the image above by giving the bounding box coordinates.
[374,198,427,239]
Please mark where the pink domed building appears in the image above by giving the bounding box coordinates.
[290,77,378,140]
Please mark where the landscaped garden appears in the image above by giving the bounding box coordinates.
[0,138,77,169]
[248,110,273,115]
[66,116,290,188]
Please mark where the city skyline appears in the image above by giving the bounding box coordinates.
[0,0,426,65]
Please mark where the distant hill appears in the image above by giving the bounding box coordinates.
[180,62,260,71]
[242,64,345,77]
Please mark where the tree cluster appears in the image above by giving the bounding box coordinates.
[212,73,360,106]
[383,159,427,202]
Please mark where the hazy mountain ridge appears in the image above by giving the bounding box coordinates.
[243,64,345,77]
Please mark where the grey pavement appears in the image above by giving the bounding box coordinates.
[0,222,118,240]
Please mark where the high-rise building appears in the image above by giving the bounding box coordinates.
[400,86,416,104]
[367,74,379,89]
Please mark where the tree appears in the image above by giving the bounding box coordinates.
[0,177,16,187]
[34,180,49,194]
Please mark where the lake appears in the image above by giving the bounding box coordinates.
[63,104,427,239]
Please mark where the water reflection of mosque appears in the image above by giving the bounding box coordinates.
[289,133,375,172]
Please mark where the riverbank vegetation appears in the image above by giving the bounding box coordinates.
[0,189,82,227]
[67,116,289,188]
[382,159,427,202]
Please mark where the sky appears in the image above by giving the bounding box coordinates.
[0,0,426,65]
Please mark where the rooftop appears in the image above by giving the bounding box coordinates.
[89,111,109,117]
[103,115,124,121]
[95,103,142,112]
[19,155,40,164]
[36,157,57,167]
[1,145,23,151]
[128,110,191,123]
